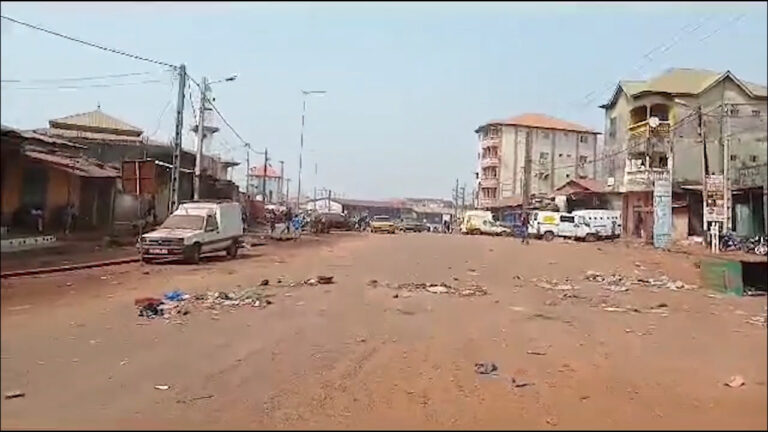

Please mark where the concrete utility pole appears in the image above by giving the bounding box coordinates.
[194,76,208,200]
[698,105,708,230]
[313,162,318,203]
[285,178,291,207]
[460,184,466,215]
[453,178,459,220]
[278,160,285,203]
[262,147,269,203]
[522,130,533,209]
[296,90,327,208]
[169,64,187,213]
[245,143,251,199]
[724,104,731,232]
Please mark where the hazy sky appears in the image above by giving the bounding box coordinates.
[1,2,766,200]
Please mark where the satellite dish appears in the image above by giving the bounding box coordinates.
[648,116,660,128]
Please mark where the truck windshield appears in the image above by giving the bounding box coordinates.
[160,214,205,230]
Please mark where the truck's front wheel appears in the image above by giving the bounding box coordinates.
[543,231,555,242]
[185,243,201,264]
[226,241,238,259]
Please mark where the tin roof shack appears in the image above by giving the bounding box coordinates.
[34,109,239,221]
[1,126,119,235]
[552,179,622,213]
[334,198,407,219]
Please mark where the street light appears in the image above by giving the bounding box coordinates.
[296,90,327,208]
[194,74,239,200]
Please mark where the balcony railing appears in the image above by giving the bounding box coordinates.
[624,168,670,191]
[479,177,499,187]
[480,136,501,148]
[480,157,500,168]
[477,197,498,208]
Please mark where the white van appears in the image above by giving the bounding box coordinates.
[529,211,560,241]
[529,211,600,241]
[460,210,494,234]
[572,210,621,239]
[139,200,244,263]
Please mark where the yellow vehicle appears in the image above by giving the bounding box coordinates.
[370,215,397,234]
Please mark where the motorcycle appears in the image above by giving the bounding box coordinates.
[719,231,744,252]
[742,235,767,256]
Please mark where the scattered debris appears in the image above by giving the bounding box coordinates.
[724,375,745,388]
[388,282,487,297]
[526,350,547,356]
[510,377,534,388]
[154,385,171,391]
[304,279,318,286]
[545,417,559,426]
[177,394,214,404]
[474,362,498,375]
[137,287,274,320]
[602,307,628,313]
[367,279,379,287]
[7,305,32,311]
[317,275,334,285]
[4,390,25,399]
[259,279,269,286]
[163,290,189,302]
[746,315,766,328]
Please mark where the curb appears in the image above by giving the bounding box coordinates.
[1,256,140,279]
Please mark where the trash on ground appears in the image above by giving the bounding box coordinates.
[474,361,498,375]
[367,279,379,287]
[4,390,25,399]
[154,385,171,391]
[526,350,547,356]
[259,279,269,286]
[317,275,334,284]
[7,305,32,311]
[388,281,487,297]
[510,377,534,388]
[163,290,189,302]
[724,375,745,388]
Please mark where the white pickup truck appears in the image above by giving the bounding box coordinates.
[139,200,244,263]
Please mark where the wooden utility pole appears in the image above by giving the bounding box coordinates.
[194,76,208,200]
[245,143,251,199]
[169,64,186,213]
[724,104,731,232]
[278,160,285,203]
[460,184,466,215]
[698,105,708,229]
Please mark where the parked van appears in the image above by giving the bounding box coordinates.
[572,210,621,239]
[529,211,601,241]
[529,210,560,241]
[460,210,494,234]
[139,200,244,263]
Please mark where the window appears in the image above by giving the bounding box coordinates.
[539,151,550,161]
[558,153,563,158]
[753,110,761,117]
[609,117,617,138]
[579,135,588,143]
[205,214,219,232]
[729,108,740,116]
[730,154,737,162]
[541,131,550,139]
[579,155,588,165]
[565,173,571,178]
[750,155,758,163]
[560,215,575,223]
[567,153,572,158]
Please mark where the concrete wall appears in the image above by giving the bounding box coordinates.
[1,151,22,221]
[672,206,689,241]
[45,167,81,223]
[500,125,599,197]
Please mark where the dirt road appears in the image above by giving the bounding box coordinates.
[1,233,766,429]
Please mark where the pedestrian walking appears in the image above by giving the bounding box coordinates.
[520,211,530,245]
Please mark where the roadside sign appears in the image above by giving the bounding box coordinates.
[653,179,672,249]
[704,175,725,223]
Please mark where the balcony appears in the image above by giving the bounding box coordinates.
[477,197,498,208]
[624,168,670,191]
[628,120,671,153]
[479,177,499,187]
[480,157,500,168]
[480,136,501,148]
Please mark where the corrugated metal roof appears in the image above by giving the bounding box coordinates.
[1,125,85,149]
[554,178,607,194]
[335,198,404,208]
[23,149,119,178]
[604,68,767,108]
[49,109,143,136]
[481,113,598,134]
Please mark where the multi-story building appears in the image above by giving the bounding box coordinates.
[474,113,600,209]
[600,68,767,238]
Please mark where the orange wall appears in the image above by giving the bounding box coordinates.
[45,167,80,222]
[1,153,22,217]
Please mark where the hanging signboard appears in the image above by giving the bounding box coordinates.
[653,179,672,249]
[704,175,725,223]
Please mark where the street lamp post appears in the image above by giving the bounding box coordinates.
[194,74,238,200]
[296,90,326,209]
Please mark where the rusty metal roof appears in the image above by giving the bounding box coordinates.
[480,113,598,134]
[1,125,85,149]
[23,149,119,178]
[49,109,143,136]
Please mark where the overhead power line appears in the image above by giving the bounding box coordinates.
[0,79,163,91]
[0,14,176,68]
[1,71,155,83]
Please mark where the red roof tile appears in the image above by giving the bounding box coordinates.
[248,164,280,178]
[482,113,598,134]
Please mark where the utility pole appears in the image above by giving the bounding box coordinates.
[698,105,708,230]
[724,104,731,232]
[285,178,291,207]
[245,143,251,199]
[313,162,318,203]
[522,130,533,209]
[278,160,285,203]
[262,147,269,203]
[194,76,208,200]
[460,184,466,216]
[327,188,332,210]
[169,64,187,213]
[453,178,459,220]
